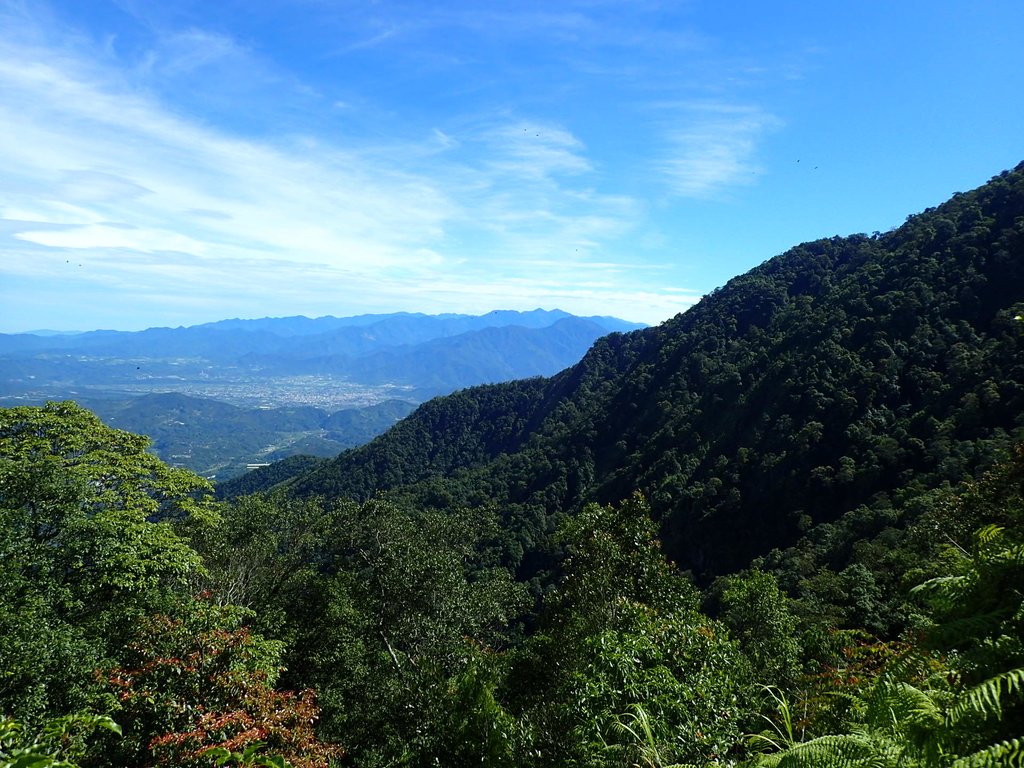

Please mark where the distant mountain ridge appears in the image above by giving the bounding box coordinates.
[195,308,634,337]
[1,309,645,478]
[1,309,642,356]
[253,317,618,391]
[0,308,645,399]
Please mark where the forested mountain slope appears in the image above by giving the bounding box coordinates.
[290,164,1024,580]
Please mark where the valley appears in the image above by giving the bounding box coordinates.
[0,309,639,478]
[4,365,409,410]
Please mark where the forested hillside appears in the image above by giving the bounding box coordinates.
[289,163,1024,586]
[5,401,1024,766]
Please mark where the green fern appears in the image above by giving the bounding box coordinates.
[750,730,889,767]
[946,667,1024,725]
[952,737,1024,768]
[975,525,1006,549]
[744,668,1024,768]
[923,611,1009,649]
[870,681,942,730]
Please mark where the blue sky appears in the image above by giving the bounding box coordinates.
[1,0,1021,331]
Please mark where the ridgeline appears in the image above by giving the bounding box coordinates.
[288,163,1024,583]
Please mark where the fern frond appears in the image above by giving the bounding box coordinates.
[825,690,866,710]
[947,667,1024,725]
[758,732,884,768]
[988,541,1024,565]
[953,736,1024,768]
[974,525,1006,550]
[925,610,1009,647]
[870,681,943,732]
[750,751,785,767]
[911,575,970,596]
[911,575,973,613]
[748,731,788,754]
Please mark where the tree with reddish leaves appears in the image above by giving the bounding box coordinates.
[105,599,343,768]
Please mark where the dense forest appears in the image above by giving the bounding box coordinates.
[3,164,1024,766]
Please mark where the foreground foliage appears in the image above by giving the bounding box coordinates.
[0,403,339,767]
[4,387,1024,766]
[746,451,1024,767]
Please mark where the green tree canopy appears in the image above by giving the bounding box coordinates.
[0,402,214,719]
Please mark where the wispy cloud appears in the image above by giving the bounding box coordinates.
[139,28,245,77]
[483,121,593,180]
[0,51,452,266]
[57,170,153,203]
[0,7,698,329]
[658,103,781,198]
[344,24,404,52]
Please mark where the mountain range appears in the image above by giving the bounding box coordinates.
[0,309,640,361]
[0,309,643,478]
[0,309,642,398]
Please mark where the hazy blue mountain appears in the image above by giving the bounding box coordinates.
[343,317,613,391]
[198,309,639,337]
[262,317,620,396]
[0,309,643,360]
[0,309,641,479]
[0,309,644,400]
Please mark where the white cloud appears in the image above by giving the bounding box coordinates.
[659,103,781,198]
[0,42,455,269]
[2,200,106,226]
[15,223,207,254]
[0,6,703,330]
[144,28,245,77]
[58,170,152,203]
[484,121,593,180]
